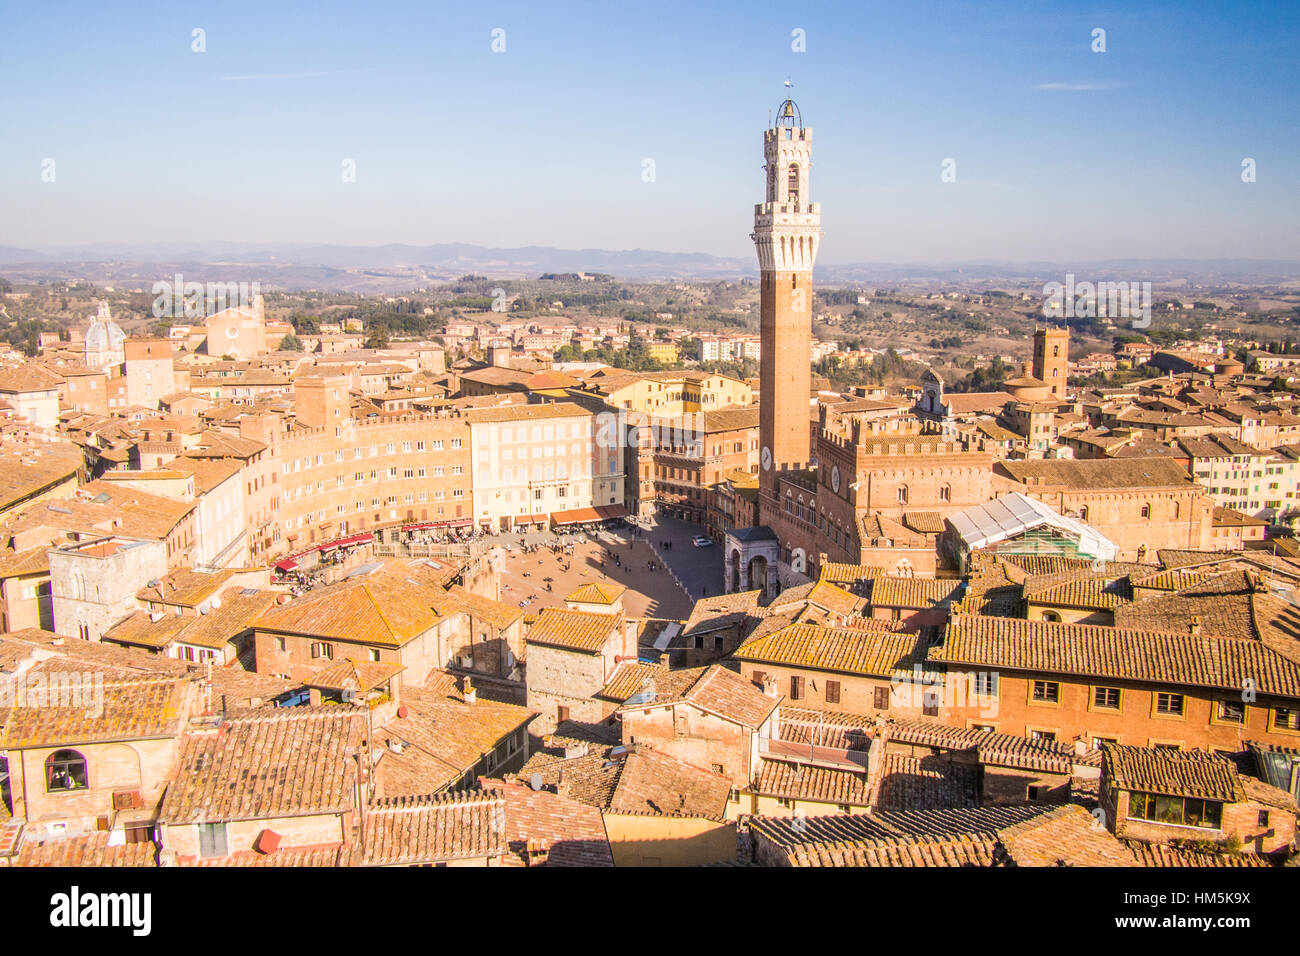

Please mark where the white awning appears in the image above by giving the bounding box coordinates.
[946,492,1118,561]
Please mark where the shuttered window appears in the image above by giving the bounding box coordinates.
[873,686,890,711]
[789,676,804,701]
[825,680,841,704]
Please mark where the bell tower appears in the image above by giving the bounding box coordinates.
[752,98,822,501]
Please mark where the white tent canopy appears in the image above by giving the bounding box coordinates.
[946,493,1119,561]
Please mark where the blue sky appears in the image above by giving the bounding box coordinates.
[2,0,1297,262]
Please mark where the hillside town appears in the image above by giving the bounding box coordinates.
[2,100,1299,873]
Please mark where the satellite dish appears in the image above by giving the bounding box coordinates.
[529,772,543,792]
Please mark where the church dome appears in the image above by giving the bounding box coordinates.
[85,301,126,357]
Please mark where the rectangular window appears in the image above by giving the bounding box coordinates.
[1032,681,1060,704]
[1217,700,1246,724]
[1155,693,1184,716]
[873,686,890,711]
[1275,707,1300,731]
[789,676,804,701]
[198,823,229,859]
[973,672,998,697]
[825,680,841,704]
[1093,686,1121,710]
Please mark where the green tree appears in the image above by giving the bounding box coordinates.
[278,332,303,351]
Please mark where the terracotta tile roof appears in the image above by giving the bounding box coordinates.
[640,663,777,729]
[106,586,277,652]
[1130,566,1218,592]
[160,710,365,823]
[903,512,946,535]
[103,611,191,650]
[525,607,621,654]
[997,554,1100,577]
[135,568,237,607]
[1126,841,1275,867]
[605,747,732,818]
[565,582,627,606]
[188,844,345,867]
[0,546,50,578]
[995,804,1137,867]
[884,718,1074,773]
[374,684,536,796]
[0,676,193,749]
[801,579,869,617]
[735,623,928,679]
[870,577,963,610]
[680,589,764,636]
[931,614,1300,699]
[752,758,871,806]
[1022,572,1133,611]
[1114,570,1264,640]
[819,563,888,587]
[361,792,506,865]
[463,402,589,423]
[444,585,524,629]
[1156,549,1237,570]
[598,660,702,704]
[253,561,460,646]
[777,707,876,752]
[517,746,625,808]
[485,779,614,867]
[749,805,1051,867]
[1240,774,1299,811]
[16,833,158,867]
[1102,744,1243,801]
[778,831,999,867]
[306,658,404,693]
[875,753,979,812]
[518,743,730,819]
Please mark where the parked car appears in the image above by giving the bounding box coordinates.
[692,536,713,548]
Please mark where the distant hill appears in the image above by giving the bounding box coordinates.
[2,243,1299,293]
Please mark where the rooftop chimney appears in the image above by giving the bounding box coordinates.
[462,676,477,704]
[1189,614,1202,636]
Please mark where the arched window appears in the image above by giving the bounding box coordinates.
[787,164,800,205]
[939,484,951,503]
[1140,503,1151,519]
[1171,500,1180,519]
[46,749,88,792]
[1041,611,1062,623]
[897,485,908,504]
[1079,505,1089,521]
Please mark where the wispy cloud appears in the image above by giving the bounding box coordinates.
[221,70,363,82]
[1035,81,1125,92]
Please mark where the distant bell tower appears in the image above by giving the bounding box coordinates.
[1033,326,1070,398]
[753,98,822,499]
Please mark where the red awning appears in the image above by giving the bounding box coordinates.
[275,558,299,573]
[595,504,629,520]
[550,507,603,526]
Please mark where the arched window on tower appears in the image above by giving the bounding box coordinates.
[787,164,800,206]
[897,485,908,504]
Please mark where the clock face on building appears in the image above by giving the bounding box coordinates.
[225,325,241,339]
[761,446,772,472]
[831,464,841,493]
